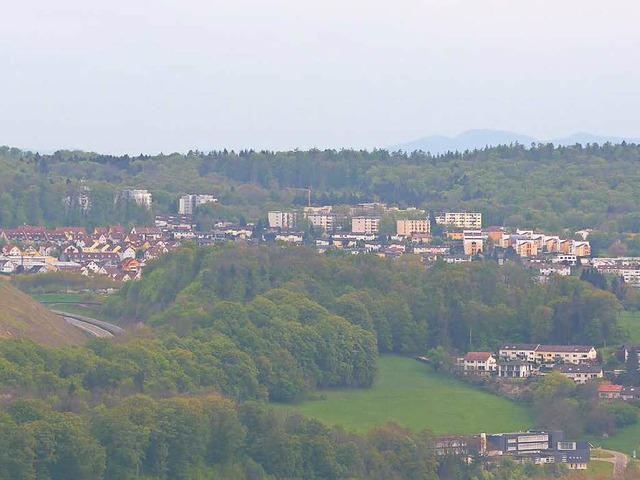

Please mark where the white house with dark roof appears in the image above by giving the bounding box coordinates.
[554,364,603,384]
[499,344,540,363]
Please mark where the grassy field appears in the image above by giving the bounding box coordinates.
[47,303,113,322]
[619,310,640,344]
[0,282,87,346]
[593,422,640,456]
[274,355,534,435]
[561,460,613,479]
[591,449,615,459]
[31,293,103,304]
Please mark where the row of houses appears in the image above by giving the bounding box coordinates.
[457,354,604,384]
[0,225,180,282]
[268,206,479,233]
[457,344,603,384]
[597,384,640,401]
[586,257,640,285]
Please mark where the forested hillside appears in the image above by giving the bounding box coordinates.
[3,142,640,231]
[0,244,632,478]
[106,244,626,354]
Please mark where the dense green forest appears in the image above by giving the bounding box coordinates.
[4,143,640,233]
[1,244,629,478]
[106,244,626,353]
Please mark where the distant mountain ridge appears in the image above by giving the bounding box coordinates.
[390,129,640,154]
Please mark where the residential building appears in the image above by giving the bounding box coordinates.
[445,230,464,240]
[130,227,163,241]
[306,213,338,232]
[596,267,640,284]
[458,352,497,375]
[275,233,304,244]
[435,212,482,229]
[396,219,430,236]
[515,239,538,257]
[616,344,640,363]
[268,211,298,230]
[499,344,540,363]
[536,345,598,365]
[303,206,332,215]
[537,265,571,277]
[552,254,577,266]
[499,344,597,365]
[621,386,640,401]
[554,364,603,384]
[498,360,533,378]
[443,254,472,263]
[573,241,591,257]
[463,230,484,255]
[597,384,623,400]
[121,189,152,209]
[178,194,217,215]
[352,216,381,234]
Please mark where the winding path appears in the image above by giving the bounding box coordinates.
[591,449,629,478]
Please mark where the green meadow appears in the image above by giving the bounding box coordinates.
[594,422,640,456]
[274,355,534,435]
[620,310,640,344]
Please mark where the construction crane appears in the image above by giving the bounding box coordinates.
[285,186,312,207]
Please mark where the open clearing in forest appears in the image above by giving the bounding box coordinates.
[274,355,534,435]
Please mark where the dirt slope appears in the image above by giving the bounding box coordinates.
[0,281,87,346]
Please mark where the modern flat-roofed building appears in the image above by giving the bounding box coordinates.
[435,212,482,229]
[554,364,603,384]
[178,194,217,215]
[498,360,533,378]
[352,216,381,234]
[268,211,298,230]
[487,431,590,470]
[397,219,430,236]
[306,213,338,232]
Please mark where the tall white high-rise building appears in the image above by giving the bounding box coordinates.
[268,211,298,229]
[178,194,217,215]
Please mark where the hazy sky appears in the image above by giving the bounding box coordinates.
[2,1,639,154]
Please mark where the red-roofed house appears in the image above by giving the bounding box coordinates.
[458,352,497,375]
[598,384,623,400]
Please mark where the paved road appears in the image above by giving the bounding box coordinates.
[51,310,126,335]
[592,449,629,478]
[63,316,113,338]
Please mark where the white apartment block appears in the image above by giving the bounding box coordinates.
[122,189,152,209]
[306,213,337,232]
[435,212,482,229]
[352,216,381,234]
[268,211,298,229]
[396,219,431,236]
[178,194,218,215]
